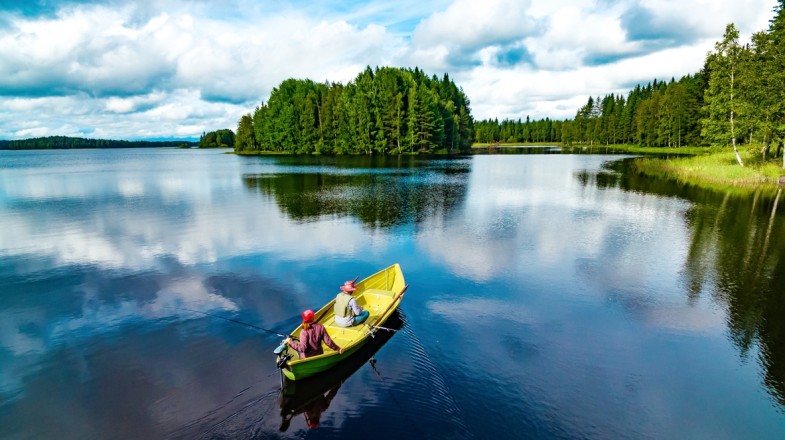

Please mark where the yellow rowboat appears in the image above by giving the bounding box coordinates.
[278,312,403,431]
[275,263,407,381]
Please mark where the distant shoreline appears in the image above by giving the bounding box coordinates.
[0,136,196,150]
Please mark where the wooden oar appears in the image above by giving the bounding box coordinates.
[369,284,408,329]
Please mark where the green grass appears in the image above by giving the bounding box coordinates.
[632,150,784,191]
[563,144,708,155]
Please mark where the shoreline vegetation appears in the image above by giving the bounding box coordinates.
[571,144,784,189]
[475,142,784,190]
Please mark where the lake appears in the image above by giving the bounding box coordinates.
[1,148,784,439]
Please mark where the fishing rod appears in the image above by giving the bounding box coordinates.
[174,306,298,340]
[176,275,360,340]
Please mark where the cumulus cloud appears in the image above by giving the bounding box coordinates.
[621,0,775,43]
[0,90,242,139]
[408,0,539,69]
[0,0,779,137]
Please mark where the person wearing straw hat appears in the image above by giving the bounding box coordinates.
[334,280,370,327]
[285,309,344,359]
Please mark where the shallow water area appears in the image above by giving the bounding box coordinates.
[1,147,784,439]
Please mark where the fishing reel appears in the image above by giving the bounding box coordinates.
[276,351,293,369]
[274,337,296,369]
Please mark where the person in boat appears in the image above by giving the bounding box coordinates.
[285,309,344,359]
[334,280,370,327]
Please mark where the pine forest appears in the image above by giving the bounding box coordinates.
[235,67,474,155]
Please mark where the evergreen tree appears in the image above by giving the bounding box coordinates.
[235,114,255,152]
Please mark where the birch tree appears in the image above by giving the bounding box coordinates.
[702,23,747,166]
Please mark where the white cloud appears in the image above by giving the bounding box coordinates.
[412,0,537,49]
[105,92,166,113]
[625,0,776,37]
[0,0,780,138]
[0,90,243,139]
[526,5,638,69]
[458,32,731,120]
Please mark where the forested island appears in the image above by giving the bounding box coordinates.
[234,66,474,155]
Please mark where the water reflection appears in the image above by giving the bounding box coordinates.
[688,189,785,406]
[3,149,785,438]
[472,145,563,154]
[242,156,470,227]
[0,265,298,408]
[587,158,785,406]
[0,156,383,272]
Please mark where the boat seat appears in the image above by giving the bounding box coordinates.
[358,288,395,314]
[328,325,363,345]
[362,288,395,298]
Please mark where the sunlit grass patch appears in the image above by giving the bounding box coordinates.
[632,150,784,192]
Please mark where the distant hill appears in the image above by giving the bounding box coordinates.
[0,136,197,150]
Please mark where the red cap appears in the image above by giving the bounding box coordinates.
[301,309,315,323]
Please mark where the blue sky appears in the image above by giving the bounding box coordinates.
[0,0,778,140]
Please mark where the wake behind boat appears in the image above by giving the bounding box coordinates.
[275,263,407,381]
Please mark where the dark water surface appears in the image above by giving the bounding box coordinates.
[1,148,784,439]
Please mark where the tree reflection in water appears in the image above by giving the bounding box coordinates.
[583,158,785,406]
[242,156,470,228]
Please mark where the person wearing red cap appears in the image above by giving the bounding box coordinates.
[285,310,344,359]
[334,280,370,328]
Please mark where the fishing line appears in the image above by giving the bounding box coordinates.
[172,305,297,340]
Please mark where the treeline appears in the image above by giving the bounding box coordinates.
[474,117,565,144]
[562,75,706,148]
[235,66,474,155]
[0,136,195,150]
[475,0,785,163]
[471,76,704,147]
[199,129,234,148]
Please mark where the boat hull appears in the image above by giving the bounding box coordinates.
[280,263,406,381]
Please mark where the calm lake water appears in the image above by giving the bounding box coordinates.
[1,147,784,439]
